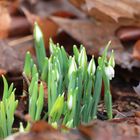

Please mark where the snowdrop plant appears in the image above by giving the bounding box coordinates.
[97,42,115,119]
[0,76,18,138]
[23,22,115,128]
[23,54,44,122]
[28,74,44,121]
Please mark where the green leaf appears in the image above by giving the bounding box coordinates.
[49,94,64,123]
[2,75,9,100]
[0,102,7,137]
[92,66,102,119]
[23,51,32,78]
[41,57,48,82]
[8,83,14,98]
[104,90,112,119]
[29,81,38,120]
[35,82,44,120]
[32,64,38,77]
[73,45,79,64]
[6,93,18,135]
[61,46,68,73]
[102,69,112,119]
[29,74,38,96]
[102,41,111,63]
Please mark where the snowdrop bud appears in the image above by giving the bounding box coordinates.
[68,57,77,79]
[68,95,73,110]
[34,22,46,72]
[49,38,56,54]
[109,50,115,68]
[88,56,96,75]
[78,47,87,68]
[105,66,115,80]
[34,22,43,42]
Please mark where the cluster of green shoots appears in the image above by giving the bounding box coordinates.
[23,23,115,128]
[0,22,115,138]
[0,76,18,138]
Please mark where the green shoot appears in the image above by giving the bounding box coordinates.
[0,76,18,138]
[28,74,44,121]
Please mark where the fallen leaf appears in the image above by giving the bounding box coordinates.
[50,17,122,55]
[8,0,19,15]
[85,0,138,22]
[31,121,57,133]
[134,83,140,96]
[26,0,86,18]
[135,111,140,118]
[0,68,7,75]
[52,11,77,19]
[0,5,11,39]
[69,0,85,10]
[133,40,140,61]
[6,118,140,140]
[114,50,140,70]
[9,16,31,37]
[0,0,20,15]
[0,3,31,39]
[0,38,32,74]
[116,26,140,42]
[70,0,140,23]
[78,124,94,139]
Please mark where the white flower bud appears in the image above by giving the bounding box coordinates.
[78,47,87,68]
[34,22,43,42]
[68,95,73,110]
[105,66,115,80]
[88,57,96,75]
[68,57,77,79]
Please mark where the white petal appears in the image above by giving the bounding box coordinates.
[68,95,73,110]
[105,66,115,80]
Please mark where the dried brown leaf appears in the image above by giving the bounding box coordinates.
[116,26,140,42]
[0,6,11,39]
[133,40,140,61]
[0,3,31,39]
[135,111,140,118]
[0,68,7,75]
[85,0,137,22]
[0,38,32,74]
[6,118,140,140]
[70,0,140,23]
[27,0,85,18]
[31,121,57,133]
[50,17,122,55]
